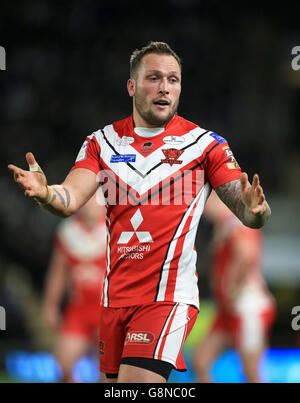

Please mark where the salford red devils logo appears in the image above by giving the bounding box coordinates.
[161,149,184,166]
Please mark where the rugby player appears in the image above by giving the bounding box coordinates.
[8,41,271,383]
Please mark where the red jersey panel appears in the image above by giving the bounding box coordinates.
[72,114,241,309]
[56,215,107,305]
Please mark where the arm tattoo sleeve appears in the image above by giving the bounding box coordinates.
[52,186,71,209]
[215,179,270,228]
[63,187,71,208]
[215,179,251,226]
[53,187,66,208]
[50,193,56,203]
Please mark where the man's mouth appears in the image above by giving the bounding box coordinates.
[153,99,170,109]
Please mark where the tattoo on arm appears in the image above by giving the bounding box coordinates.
[53,188,66,208]
[63,187,71,208]
[215,179,270,228]
[50,193,56,203]
[52,186,71,209]
[215,180,247,224]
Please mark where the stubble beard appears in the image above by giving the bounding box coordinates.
[134,93,179,127]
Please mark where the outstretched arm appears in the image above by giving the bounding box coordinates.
[215,172,271,229]
[8,152,99,217]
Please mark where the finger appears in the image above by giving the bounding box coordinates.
[258,189,265,203]
[8,165,26,182]
[8,164,23,175]
[26,152,37,167]
[252,173,259,189]
[26,152,44,174]
[251,200,265,214]
[255,185,265,202]
[250,193,265,214]
[24,189,34,197]
[240,172,248,192]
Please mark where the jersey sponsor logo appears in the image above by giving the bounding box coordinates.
[161,148,184,166]
[125,331,155,345]
[117,209,153,259]
[163,135,185,145]
[223,145,240,169]
[141,141,154,155]
[210,132,226,144]
[110,154,136,163]
[116,136,135,146]
[117,209,153,244]
[76,140,89,162]
[117,245,151,260]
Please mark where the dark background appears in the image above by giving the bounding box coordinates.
[1,0,300,369]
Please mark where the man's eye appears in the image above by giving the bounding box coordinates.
[149,76,158,80]
[170,77,178,83]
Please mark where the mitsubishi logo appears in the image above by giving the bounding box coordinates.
[117,209,153,244]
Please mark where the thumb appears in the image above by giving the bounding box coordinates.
[26,152,37,167]
[26,152,45,176]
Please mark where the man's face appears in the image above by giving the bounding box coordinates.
[128,53,181,127]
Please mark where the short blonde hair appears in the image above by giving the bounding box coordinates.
[130,41,182,78]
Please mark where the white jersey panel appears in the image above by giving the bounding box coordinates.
[173,182,212,307]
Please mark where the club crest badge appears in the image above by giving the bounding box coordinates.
[161,148,184,166]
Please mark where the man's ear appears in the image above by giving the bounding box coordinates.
[127,78,135,97]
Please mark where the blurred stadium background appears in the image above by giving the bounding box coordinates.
[0,0,300,382]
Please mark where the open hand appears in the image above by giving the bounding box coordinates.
[240,172,266,215]
[8,152,48,199]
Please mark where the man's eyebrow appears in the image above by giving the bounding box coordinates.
[146,69,180,76]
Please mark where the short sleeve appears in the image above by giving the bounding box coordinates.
[204,134,241,188]
[71,133,101,175]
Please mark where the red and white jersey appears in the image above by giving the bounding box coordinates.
[211,215,275,314]
[72,114,241,309]
[55,215,107,305]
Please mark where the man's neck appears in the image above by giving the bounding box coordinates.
[132,110,175,129]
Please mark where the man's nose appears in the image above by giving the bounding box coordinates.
[159,78,169,94]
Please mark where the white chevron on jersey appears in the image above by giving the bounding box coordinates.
[173,182,212,304]
[102,214,111,307]
[93,124,214,196]
[156,182,211,305]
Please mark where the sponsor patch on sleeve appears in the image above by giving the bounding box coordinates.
[75,140,89,162]
[223,145,240,169]
[210,132,226,144]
